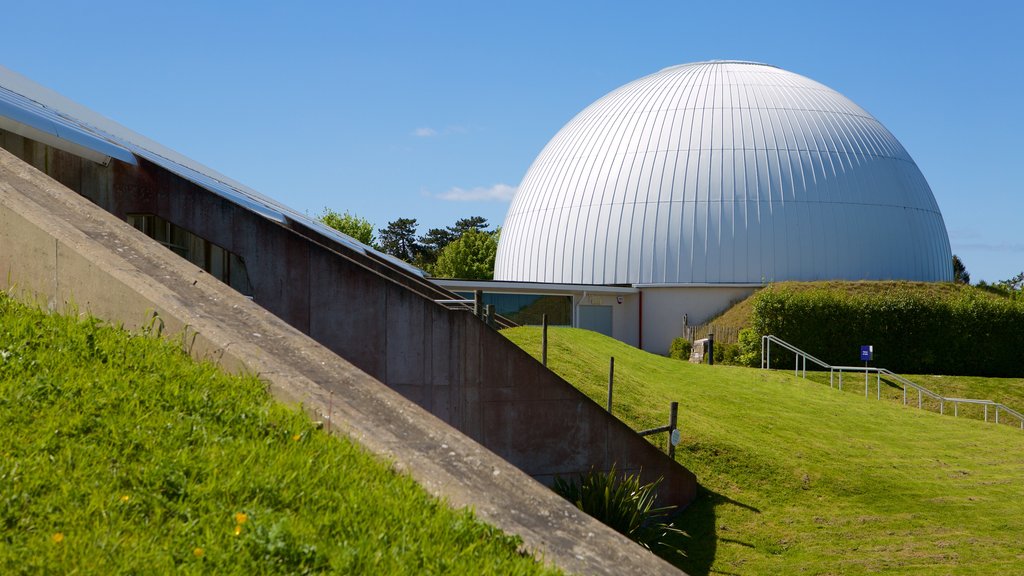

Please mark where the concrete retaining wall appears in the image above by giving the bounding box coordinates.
[0,132,695,505]
[0,146,692,574]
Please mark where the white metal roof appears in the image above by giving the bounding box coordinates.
[0,64,426,279]
[495,61,953,285]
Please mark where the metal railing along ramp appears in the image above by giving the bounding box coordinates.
[761,335,1024,430]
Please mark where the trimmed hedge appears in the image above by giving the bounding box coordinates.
[747,282,1024,377]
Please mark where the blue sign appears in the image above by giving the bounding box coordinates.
[860,345,874,362]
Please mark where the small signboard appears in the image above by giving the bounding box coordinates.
[860,345,874,362]
[670,429,681,446]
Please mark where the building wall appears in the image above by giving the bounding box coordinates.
[641,286,760,355]
[0,134,696,507]
[0,147,684,575]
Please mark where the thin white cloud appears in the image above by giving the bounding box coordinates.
[435,183,517,202]
[411,125,469,138]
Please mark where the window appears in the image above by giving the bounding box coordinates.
[456,292,572,325]
[127,214,253,297]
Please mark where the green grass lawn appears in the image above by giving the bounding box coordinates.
[0,294,559,575]
[503,326,1024,575]
[798,370,1024,427]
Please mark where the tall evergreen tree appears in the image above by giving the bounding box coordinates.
[952,255,970,284]
[378,218,422,263]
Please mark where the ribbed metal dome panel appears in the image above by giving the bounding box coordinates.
[495,61,952,284]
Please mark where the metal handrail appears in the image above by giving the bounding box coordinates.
[761,334,831,377]
[761,335,1024,430]
[432,295,518,329]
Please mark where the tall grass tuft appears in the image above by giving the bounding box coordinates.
[553,466,683,556]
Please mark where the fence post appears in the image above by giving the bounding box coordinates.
[541,314,548,367]
[474,290,483,319]
[485,304,496,329]
[707,332,715,366]
[668,401,678,459]
[607,357,615,413]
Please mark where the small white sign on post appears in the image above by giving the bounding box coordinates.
[670,428,681,446]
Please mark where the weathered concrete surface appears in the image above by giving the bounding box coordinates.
[0,148,686,574]
[0,131,697,511]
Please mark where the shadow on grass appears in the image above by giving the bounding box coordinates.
[659,484,760,576]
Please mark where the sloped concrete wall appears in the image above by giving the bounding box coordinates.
[0,147,688,575]
[0,135,696,507]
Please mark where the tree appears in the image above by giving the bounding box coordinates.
[317,208,376,247]
[417,227,458,272]
[416,216,491,273]
[432,228,497,279]
[377,218,422,263]
[999,272,1024,291]
[952,255,970,284]
[449,216,489,236]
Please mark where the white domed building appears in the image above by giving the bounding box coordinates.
[443,61,952,353]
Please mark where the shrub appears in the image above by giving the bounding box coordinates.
[748,283,1024,376]
[668,337,692,361]
[552,466,683,555]
[735,327,761,367]
[719,342,740,365]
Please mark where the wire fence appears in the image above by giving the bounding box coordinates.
[682,324,742,345]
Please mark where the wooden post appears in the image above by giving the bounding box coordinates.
[485,304,496,329]
[474,290,483,319]
[542,313,548,367]
[668,401,679,459]
[607,357,615,413]
[707,332,715,366]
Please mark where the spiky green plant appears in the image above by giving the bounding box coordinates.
[553,466,683,554]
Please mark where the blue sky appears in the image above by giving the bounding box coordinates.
[2,1,1021,283]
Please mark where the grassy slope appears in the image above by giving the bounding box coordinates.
[800,371,1024,423]
[0,295,558,575]
[504,326,1024,576]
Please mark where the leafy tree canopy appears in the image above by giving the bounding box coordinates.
[417,216,492,272]
[432,228,497,280]
[317,209,376,247]
[1000,272,1024,291]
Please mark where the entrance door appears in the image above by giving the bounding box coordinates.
[578,305,613,337]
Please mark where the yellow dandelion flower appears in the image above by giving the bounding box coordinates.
[234,512,248,525]
[120,495,130,503]
[52,532,64,544]
[233,524,242,536]
[193,547,204,558]
[292,433,301,442]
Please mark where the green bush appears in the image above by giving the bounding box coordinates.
[668,337,692,360]
[718,342,741,365]
[749,283,1024,376]
[553,466,683,555]
[735,327,761,367]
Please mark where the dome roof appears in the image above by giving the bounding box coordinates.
[495,61,952,284]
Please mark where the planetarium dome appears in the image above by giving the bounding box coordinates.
[495,61,952,285]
